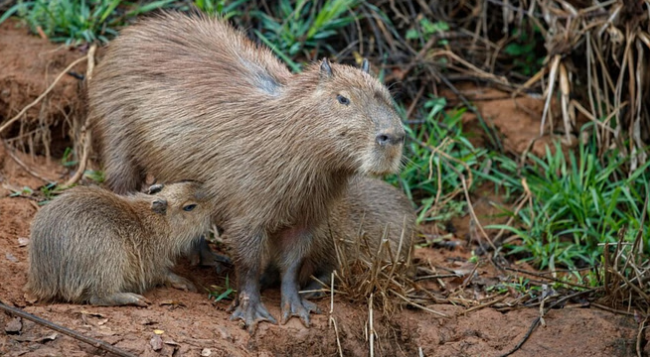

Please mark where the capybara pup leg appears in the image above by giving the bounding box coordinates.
[89,293,151,307]
[187,236,232,273]
[164,272,197,292]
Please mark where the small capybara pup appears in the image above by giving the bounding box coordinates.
[88,11,405,331]
[262,176,417,298]
[25,182,211,307]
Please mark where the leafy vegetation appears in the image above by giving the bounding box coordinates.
[0,0,175,45]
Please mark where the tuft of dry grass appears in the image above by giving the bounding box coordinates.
[326,221,448,318]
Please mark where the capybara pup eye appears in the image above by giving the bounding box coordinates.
[337,94,350,105]
[183,204,197,212]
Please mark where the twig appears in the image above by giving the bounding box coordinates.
[62,44,97,188]
[2,141,53,183]
[0,54,88,136]
[499,289,594,357]
[0,301,137,357]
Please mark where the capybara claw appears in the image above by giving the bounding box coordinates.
[280,294,320,327]
[229,298,277,335]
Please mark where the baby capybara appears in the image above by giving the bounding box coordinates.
[262,176,417,298]
[25,182,211,307]
[88,12,405,331]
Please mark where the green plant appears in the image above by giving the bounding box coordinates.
[406,18,449,45]
[1,0,175,45]
[208,275,234,302]
[504,25,545,76]
[83,169,105,183]
[488,136,650,270]
[252,0,361,71]
[387,96,488,225]
[188,0,247,18]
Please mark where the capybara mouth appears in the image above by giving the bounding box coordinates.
[362,145,404,175]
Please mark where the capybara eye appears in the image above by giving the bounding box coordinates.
[183,204,197,212]
[337,95,350,105]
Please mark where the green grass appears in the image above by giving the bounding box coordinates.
[252,0,362,72]
[484,132,649,272]
[0,0,175,45]
[386,96,489,225]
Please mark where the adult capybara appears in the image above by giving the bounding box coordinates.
[262,176,417,298]
[25,182,211,306]
[88,12,405,332]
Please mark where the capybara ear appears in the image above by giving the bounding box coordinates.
[361,58,370,74]
[151,199,168,215]
[320,58,333,79]
[147,184,164,195]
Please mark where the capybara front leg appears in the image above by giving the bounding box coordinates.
[228,231,276,334]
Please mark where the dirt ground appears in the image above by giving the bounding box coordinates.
[0,19,647,357]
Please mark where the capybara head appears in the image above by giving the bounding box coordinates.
[303,59,405,175]
[145,181,211,230]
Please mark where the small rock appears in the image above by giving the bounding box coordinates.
[18,237,30,247]
[5,317,22,334]
[150,334,163,351]
[5,253,18,262]
[200,348,212,356]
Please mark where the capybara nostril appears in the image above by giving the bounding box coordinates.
[376,130,405,146]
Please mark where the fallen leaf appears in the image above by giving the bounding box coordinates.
[5,317,22,334]
[154,329,165,335]
[140,318,157,325]
[150,334,163,351]
[159,300,186,309]
[164,339,179,346]
[201,348,212,356]
[17,237,30,247]
[79,311,106,318]
[12,332,57,343]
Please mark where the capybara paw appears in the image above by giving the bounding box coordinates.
[229,296,277,335]
[90,293,151,307]
[281,294,321,327]
[165,273,197,293]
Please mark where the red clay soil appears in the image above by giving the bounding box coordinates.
[0,19,646,357]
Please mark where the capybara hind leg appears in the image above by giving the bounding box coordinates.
[89,293,150,307]
[164,272,197,292]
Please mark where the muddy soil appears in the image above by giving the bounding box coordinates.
[0,19,646,357]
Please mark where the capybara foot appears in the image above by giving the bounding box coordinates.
[229,292,277,335]
[190,236,232,274]
[90,293,151,307]
[165,272,197,292]
[280,291,321,327]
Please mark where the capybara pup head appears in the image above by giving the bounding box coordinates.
[146,180,211,232]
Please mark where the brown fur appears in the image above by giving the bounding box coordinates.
[87,11,405,327]
[25,182,211,306]
[262,176,416,294]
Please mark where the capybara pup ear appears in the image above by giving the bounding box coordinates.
[147,184,164,195]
